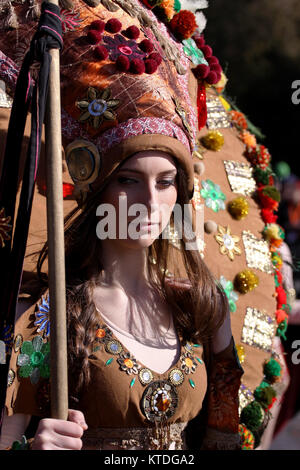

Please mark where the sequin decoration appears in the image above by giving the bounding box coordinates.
[163,222,181,250]
[241,307,276,353]
[223,160,256,197]
[191,176,202,210]
[95,325,112,344]
[242,231,274,274]
[141,380,178,422]
[139,368,154,385]
[200,180,226,213]
[238,384,254,415]
[17,336,50,385]
[206,97,232,130]
[105,340,123,355]
[34,294,50,338]
[215,225,242,261]
[7,369,15,387]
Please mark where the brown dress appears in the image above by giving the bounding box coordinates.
[5,289,244,450]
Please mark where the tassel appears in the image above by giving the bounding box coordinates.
[100,0,120,11]
[26,0,41,21]
[197,81,207,130]
[3,1,19,30]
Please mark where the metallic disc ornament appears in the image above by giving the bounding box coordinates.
[141,380,178,422]
[65,139,101,188]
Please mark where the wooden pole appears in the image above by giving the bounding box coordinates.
[45,0,68,421]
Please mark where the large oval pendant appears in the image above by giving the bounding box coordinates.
[141,380,178,423]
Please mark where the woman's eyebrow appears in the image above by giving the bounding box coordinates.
[118,168,177,175]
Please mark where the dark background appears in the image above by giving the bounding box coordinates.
[204,0,300,176]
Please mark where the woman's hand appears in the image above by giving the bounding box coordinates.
[32,409,88,450]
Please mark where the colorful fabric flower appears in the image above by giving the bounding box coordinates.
[34,294,50,338]
[182,38,208,66]
[117,351,141,375]
[103,34,146,62]
[0,207,12,248]
[17,336,50,385]
[76,87,121,129]
[200,179,226,212]
[219,275,239,313]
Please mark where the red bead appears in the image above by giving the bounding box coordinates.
[87,30,102,45]
[201,45,213,58]
[95,45,109,60]
[125,25,140,40]
[90,20,105,33]
[205,71,218,84]
[130,58,145,74]
[145,58,158,74]
[105,18,122,34]
[116,55,130,71]
[148,52,162,65]
[139,39,154,53]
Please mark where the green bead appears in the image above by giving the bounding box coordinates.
[105,358,114,366]
[189,378,195,389]
[130,378,136,388]
[196,357,203,364]
[193,344,201,348]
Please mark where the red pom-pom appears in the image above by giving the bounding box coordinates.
[125,25,140,40]
[90,20,105,33]
[139,39,154,53]
[205,71,218,84]
[130,58,145,74]
[210,63,222,74]
[144,58,158,74]
[201,45,213,58]
[105,18,122,33]
[276,286,287,307]
[116,55,130,71]
[148,52,162,65]
[261,209,278,224]
[170,10,197,40]
[95,45,109,60]
[207,56,219,66]
[276,309,288,324]
[194,35,205,48]
[194,64,210,79]
[87,30,102,45]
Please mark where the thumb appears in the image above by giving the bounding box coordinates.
[68,409,88,431]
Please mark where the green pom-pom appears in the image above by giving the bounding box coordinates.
[240,401,264,432]
[262,186,281,202]
[264,358,282,378]
[254,382,276,408]
[253,166,273,185]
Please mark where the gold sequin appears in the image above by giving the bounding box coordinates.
[241,307,276,352]
[224,160,256,197]
[242,231,274,274]
[206,97,232,130]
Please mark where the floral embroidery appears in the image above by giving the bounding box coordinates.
[219,275,239,313]
[76,87,121,129]
[34,294,50,338]
[103,34,146,62]
[95,325,112,344]
[17,336,50,385]
[60,9,82,33]
[215,225,242,261]
[0,207,12,248]
[182,38,208,66]
[117,351,141,375]
[200,180,226,212]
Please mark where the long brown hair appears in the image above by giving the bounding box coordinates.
[36,165,228,400]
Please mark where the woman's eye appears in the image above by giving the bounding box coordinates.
[157,179,175,187]
[117,176,137,184]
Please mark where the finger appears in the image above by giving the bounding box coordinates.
[68,409,88,431]
[51,434,83,451]
[50,419,84,438]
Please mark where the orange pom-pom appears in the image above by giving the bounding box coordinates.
[240,130,257,148]
[229,110,248,129]
[170,10,197,40]
[275,309,288,324]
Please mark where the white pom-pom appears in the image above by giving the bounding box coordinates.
[194,11,207,34]
[180,0,209,11]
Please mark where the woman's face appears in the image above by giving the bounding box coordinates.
[96,150,178,249]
